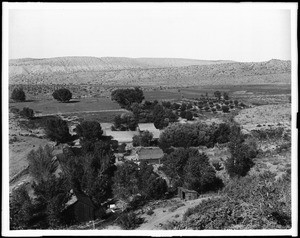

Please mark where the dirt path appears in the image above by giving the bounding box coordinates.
[137,196,219,230]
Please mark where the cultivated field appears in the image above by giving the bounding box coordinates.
[9,97,122,116]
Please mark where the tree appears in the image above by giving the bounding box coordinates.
[27,145,58,183]
[160,148,199,189]
[11,88,26,102]
[185,111,193,120]
[223,92,229,100]
[222,105,229,113]
[32,175,71,228]
[20,107,34,119]
[75,120,103,142]
[111,87,144,108]
[10,185,34,229]
[52,88,72,102]
[159,122,213,151]
[183,154,223,193]
[214,91,222,100]
[113,113,138,131]
[225,125,256,178]
[45,117,72,143]
[212,123,231,144]
[132,130,153,147]
[112,161,140,203]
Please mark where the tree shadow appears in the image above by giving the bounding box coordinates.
[65,100,80,104]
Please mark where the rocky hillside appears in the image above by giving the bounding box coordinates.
[9,57,291,86]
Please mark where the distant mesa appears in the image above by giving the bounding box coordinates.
[9,56,291,86]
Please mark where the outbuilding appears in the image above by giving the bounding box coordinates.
[178,187,199,200]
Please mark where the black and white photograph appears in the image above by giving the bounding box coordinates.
[2,2,298,236]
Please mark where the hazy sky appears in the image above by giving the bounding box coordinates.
[8,3,292,62]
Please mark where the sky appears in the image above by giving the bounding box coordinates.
[8,3,293,62]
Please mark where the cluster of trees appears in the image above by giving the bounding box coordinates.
[112,161,168,208]
[178,102,195,120]
[132,130,153,147]
[213,91,229,100]
[112,113,138,131]
[111,87,144,108]
[10,120,118,229]
[131,101,178,129]
[10,145,71,229]
[160,148,223,193]
[159,122,232,151]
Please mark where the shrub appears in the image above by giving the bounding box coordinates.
[180,110,186,118]
[52,88,72,102]
[185,111,193,120]
[222,105,229,113]
[20,107,34,119]
[146,209,154,215]
[117,212,144,230]
[10,107,20,114]
[11,88,26,102]
[45,117,72,143]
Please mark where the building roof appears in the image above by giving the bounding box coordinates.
[138,123,161,139]
[137,147,164,160]
[104,130,139,143]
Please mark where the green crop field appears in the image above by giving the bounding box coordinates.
[9,97,122,115]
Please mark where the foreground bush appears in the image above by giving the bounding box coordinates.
[10,185,34,229]
[52,88,72,102]
[177,172,291,230]
[117,212,144,230]
[11,88,26,102]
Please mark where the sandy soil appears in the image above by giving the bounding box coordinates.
[136,197,218,230]
[9,113,52,179]
[234,103,291,132]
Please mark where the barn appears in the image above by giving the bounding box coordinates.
[178,187,199,200]
[137,147,164,164]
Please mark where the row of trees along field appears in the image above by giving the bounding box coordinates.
[11,87,73,102]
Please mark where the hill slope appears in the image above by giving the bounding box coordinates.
[9,57,291,86]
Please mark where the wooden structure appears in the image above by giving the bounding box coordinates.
[137,147,164,164]
[64,190,99,223]
[178,187,199,200]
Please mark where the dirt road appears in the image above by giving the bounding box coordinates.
[137,196,219,230]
